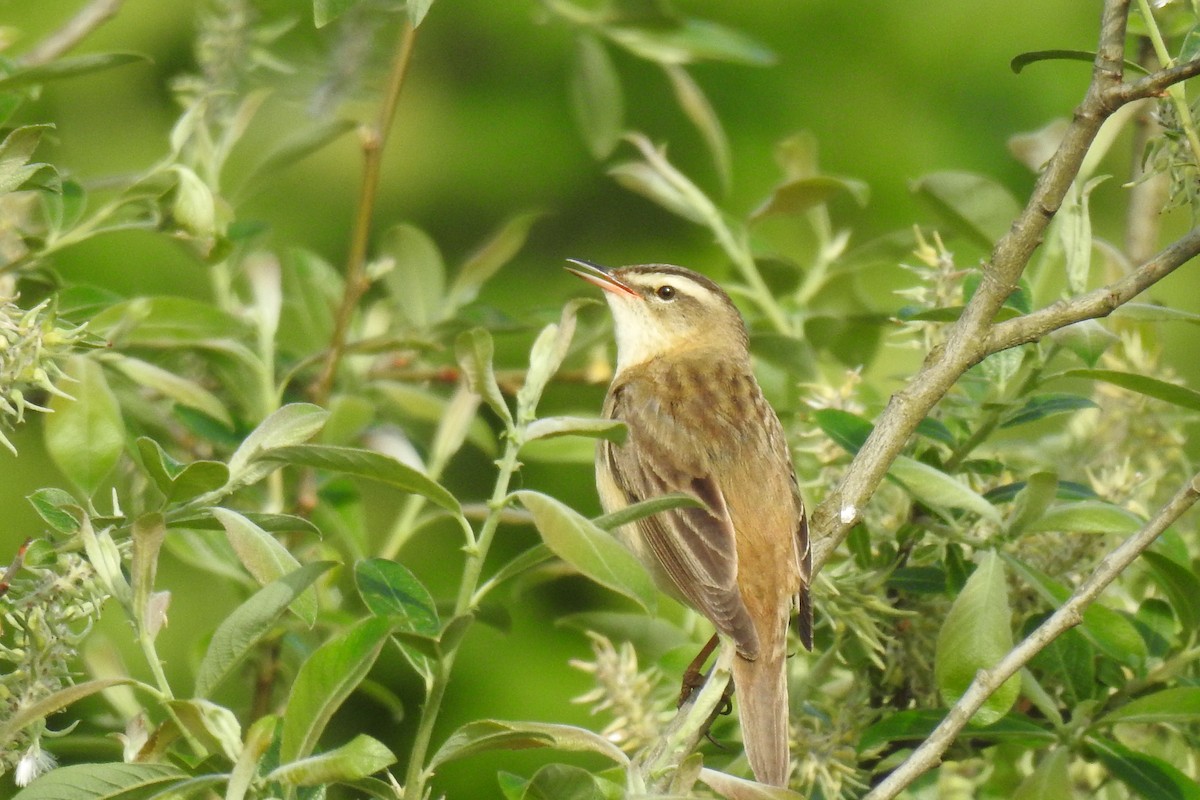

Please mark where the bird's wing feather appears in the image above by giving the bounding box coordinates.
[604,380,760,657]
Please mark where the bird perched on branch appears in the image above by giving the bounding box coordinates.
[567,258,812,787]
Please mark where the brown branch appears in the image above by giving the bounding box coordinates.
[986,226,1200,355]
[311,20,418,404]
[19,0,124,66]
[864,470,1200,800]
[811,0,1133,572]
[1115,56,1200,103]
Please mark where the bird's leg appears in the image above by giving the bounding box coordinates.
[677,633,720,707]
[676,634,736,745]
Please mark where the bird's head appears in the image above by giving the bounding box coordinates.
[566,259,750,370]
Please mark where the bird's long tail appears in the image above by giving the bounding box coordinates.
[731,639,789,786]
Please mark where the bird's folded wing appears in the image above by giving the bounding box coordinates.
[605,388,760,658]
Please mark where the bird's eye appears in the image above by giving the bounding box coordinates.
[655,285,676,300]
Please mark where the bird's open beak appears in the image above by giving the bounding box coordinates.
[565,258,640,300]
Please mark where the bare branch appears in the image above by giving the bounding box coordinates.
[812,0,1131,572]
[1116,57,1200,103]
[19,0,125,67]
[986,225,1200,354]
[864,471,1200,800]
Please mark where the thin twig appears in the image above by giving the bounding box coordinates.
[986,226,1200,354]
[312,20,418,404]
[1117,56,1200,102]
[864,471,1200,800]
[19,0,124,66]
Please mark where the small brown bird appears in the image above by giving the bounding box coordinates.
[567,259,812,786]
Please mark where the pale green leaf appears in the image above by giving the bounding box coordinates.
[107,354,233,427]
[1013,747,1073,800]
[261,444,460,513]
[889,456,1002,524]
[447,211,543,312]
[381,223,445,329]
[226,403,329,488]
[213,507,318,625]
[517,300,586,423]
[664,64,730,191]
[45,357,125,496]
[911,171,1022,251]
[516,490,656,612]
[1099,686,1200,725]
[280,616,394,763]
[524,416,626,443]
[268,734,396,786]
[934,551,1020,725]
[195,562,335,698]
[455,328,512,426]
[0,678,134,745]
[1025,501,1143,534]
[10,763,185,800]
[166,698,243,762]
[571,34,624,159]
[430,719,628,770]
[0,53,148,93]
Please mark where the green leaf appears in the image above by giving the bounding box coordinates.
[45,357,125,496]
[1098,687,1200,726]
[381,223,446,329]
[430,719,628,770]
[26,487,82,534]
[90,296,249,345]
[0,52,148,93]
[609,159,708,224]
[890,456,1002,524]
[277,248,343,357]
[268,734,396,786]
[858,709,1053,754]
[1054,368,1200,412]
[1052,319,1117,367]
[107,355,234,428]
[1013,747,1073,800]
[811,408,873,454]
[1006,471,1059,535]
[886,566,946,595]
[0,124,53,194]
[0,678,134,746]
[592,491,705,531]
[1088,736,1200,800]
[447,211,544,313]
[130,513,166,639]
[1000,393,1098,428]
[524,416,626,443]
[664,64,730,191]
[516,490,657,612]
[521,764,606,800]
[1058,175,1107,294]
[934,551,1020,725]
[11,763,186,800]
[1141,551,1200,635]
[1010,49,1149,75]
[571,34,624,159]
[1025,501,1143,535]
[911,171,1022,251]
[605,18,775,66]
[226,403,329,488]
[280,615,394,763]
[137,438,229,503]
[214,508,318,626]
[195,562,335,698]
[517,300,585,423]
[751,174,870,221]
[455,328,513,426]
[262,444,460,513]
[166,698,243,762]
[355,558,439,636]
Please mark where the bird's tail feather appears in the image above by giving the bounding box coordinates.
[732,646,789,787]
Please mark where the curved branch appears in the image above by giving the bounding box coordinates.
[864,470,1200,800]
[812,0,1132,572]
[986,226,1200,354]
